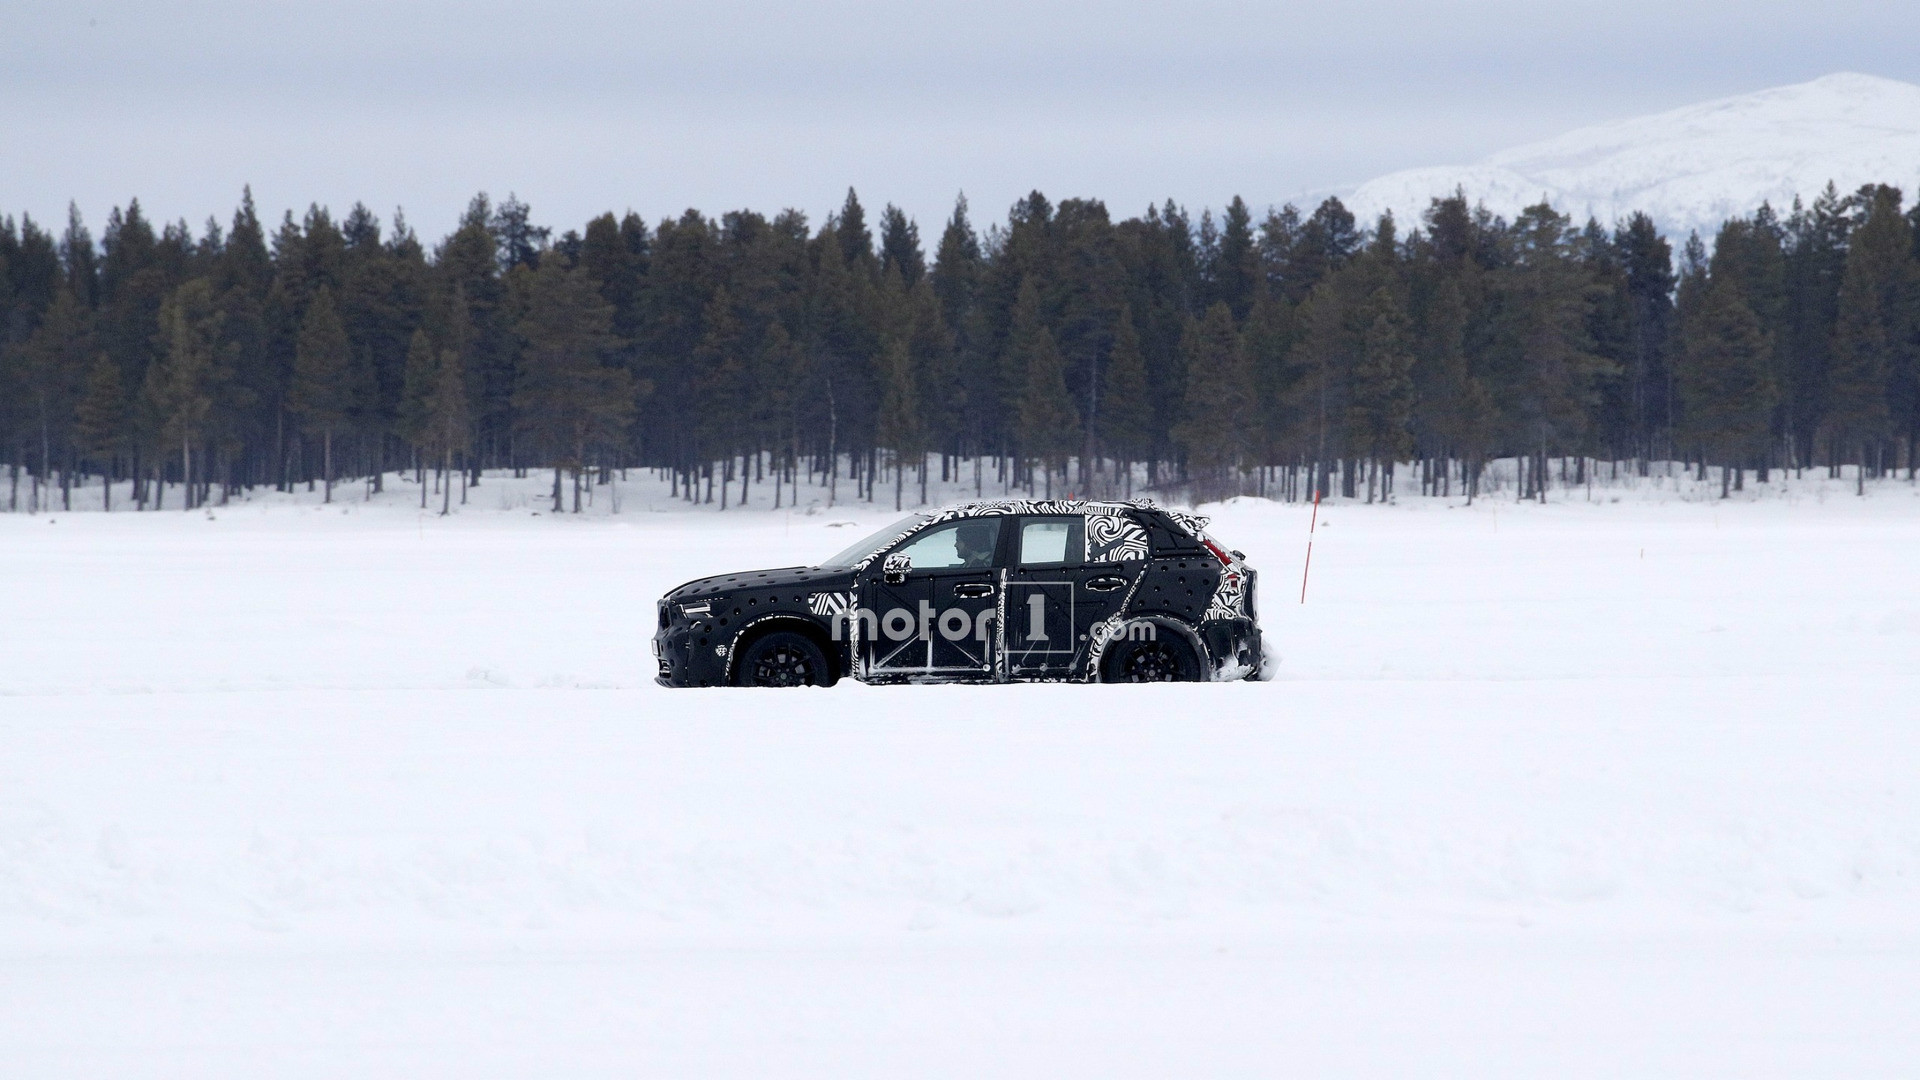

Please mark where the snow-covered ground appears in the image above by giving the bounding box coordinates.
[4,470,1918,1077]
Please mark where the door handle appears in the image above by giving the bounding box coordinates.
[1085,576,1127,592]
[953,583,995,599]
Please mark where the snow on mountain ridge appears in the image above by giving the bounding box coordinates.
[1342,73,1920,239]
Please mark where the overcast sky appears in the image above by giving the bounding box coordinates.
[7,0,1918,244]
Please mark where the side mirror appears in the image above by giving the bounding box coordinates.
[882,552,911,585]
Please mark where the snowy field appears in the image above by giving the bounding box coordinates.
[4,469,1919,1078]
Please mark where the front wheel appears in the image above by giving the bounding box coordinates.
[1102,635,1202,683]
[734,630,836,688]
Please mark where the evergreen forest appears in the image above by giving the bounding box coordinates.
[4,181,1919,513]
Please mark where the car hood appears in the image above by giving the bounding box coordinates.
[663,565,856,602]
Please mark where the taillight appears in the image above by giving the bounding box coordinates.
[1202,539,1232,566]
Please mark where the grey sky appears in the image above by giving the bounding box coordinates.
[7,0,1917,243]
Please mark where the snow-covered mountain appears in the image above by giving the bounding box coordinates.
[1340,73,1920,239]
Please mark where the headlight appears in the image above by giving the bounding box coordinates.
[679,600,713,618]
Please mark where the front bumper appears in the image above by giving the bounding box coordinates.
[653,607,730,687]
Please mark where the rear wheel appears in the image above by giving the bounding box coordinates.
[1103,635,1202,683]
[734,630,836,687]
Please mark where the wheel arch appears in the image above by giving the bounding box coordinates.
[1092,615,1213,683]
[724,614,843,685]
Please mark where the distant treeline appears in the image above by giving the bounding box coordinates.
[2,181,1917,513]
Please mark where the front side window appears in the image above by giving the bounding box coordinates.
[820,513,930,568]
[1018,517,1084,566]
[895,518,1002,570]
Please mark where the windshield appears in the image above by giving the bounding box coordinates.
[817,514,930,568]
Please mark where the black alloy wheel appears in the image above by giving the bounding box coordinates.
[1107,636,1200,683]
[736,631,833,687]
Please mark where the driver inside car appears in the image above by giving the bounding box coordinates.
[954,523,997,568]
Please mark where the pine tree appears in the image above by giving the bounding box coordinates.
[220,187,272,296]
[397,328,437,502]
[932,196,992,471]
[513,261,634,512]
[73,354,127,509]
[61,204,98,308]
[1100,306,1153,490]
[878,205,925,286]
[1286,198,1361,301]
[1707,210,1789,477]
[1008,279,1078,494]
[1613,212,1676,465]
[1211,196,1259,319]
[289,285,353,501]
[1172,302,1256,485]
[875,334,922,510]
[1783,185,1851,469]
[1242,292,1296,473]
[1286,278,1357,495]
[1347,286,1416,500]
[1677,277,1778,496]
[907,277,957,501]
[1496,202,1610,500]
[489,194,549,273]
[836,189,873,274]
[422,344,471,515]
[150,279,224,510]
[691,284,747,505]
[931,195,982,339]
[1826,185,1912,492]
[18,287,92,509]
[1412,272,1493,497]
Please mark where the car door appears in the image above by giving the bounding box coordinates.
[1004,515,1087,680]
[1006,512,1150,680]
[858,517,1006,680]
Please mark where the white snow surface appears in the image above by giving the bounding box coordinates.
[4,469,1919,1077]
[1344,72,1920,238]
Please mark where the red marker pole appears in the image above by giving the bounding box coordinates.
[1299,487,1320,604]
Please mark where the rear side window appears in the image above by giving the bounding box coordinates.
[1018,517,1084,566]
[1087,513,1150,562]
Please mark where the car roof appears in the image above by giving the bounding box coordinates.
[918,498,1212,536]
[923,497,1158,519]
